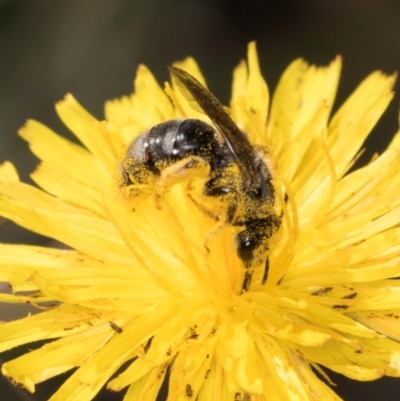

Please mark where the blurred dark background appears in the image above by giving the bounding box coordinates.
[1,0,400,400]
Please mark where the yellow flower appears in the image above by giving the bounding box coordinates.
[1,42,400,401]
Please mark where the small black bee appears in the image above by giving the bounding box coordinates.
[120,66,282,292]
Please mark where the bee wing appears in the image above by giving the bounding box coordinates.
[170,72,204,114]
[169,66,259,191]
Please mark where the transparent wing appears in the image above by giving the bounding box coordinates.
[169,66,259,191]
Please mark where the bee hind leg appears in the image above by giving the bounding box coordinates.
[187,193,221,222]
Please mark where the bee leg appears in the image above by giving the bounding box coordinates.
[154,156,209,209]
[200,174,241,252]
[202,221,228,254]
[241,267,254,293]
[262,256,269,285]
[119,163,133,186]
[186,193,224,253]
[203,173,236,197]
[236,227,258,292]
[226,200,239,224]
[187,193,221,222]
[201,194,239,253]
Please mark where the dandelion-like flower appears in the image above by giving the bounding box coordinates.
[1,42,400,401]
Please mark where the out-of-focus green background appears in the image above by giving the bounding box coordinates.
[1,0,400,400]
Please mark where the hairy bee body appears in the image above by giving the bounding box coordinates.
[121,119,224,183]
[120,67,282,292]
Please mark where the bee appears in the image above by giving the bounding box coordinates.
[120,66,282,292]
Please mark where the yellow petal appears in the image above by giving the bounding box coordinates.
[56,94,118,168]
[328,71,396,178]
[0,161,19,183]
[47,301,177,401]
[268,57,341,161]
[2,325,113,391]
